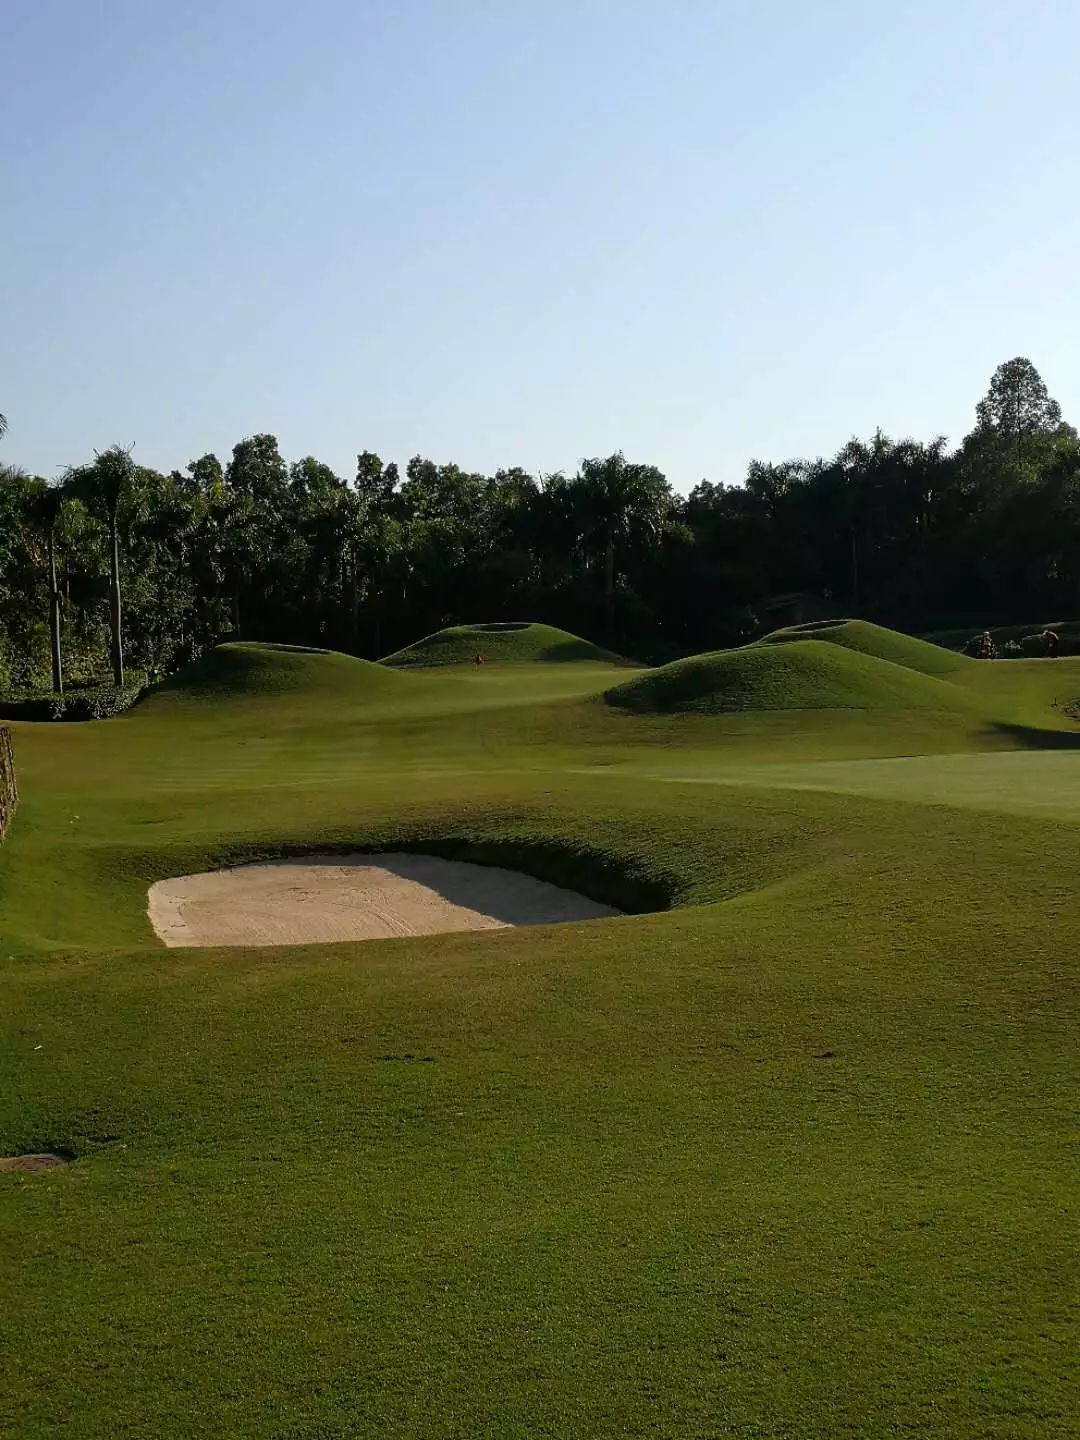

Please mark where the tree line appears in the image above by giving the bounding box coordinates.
[2,356,1078,693]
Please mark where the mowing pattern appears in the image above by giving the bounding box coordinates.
[380,621,631,667]
[1,623,1077,1439]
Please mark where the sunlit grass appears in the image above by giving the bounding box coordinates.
[1,628,1077,1437]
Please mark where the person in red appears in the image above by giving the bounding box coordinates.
[1044,629,1060,658]
[474,652,485,667]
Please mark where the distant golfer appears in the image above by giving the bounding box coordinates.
[1044,629,1060,658]
[474,652,485,667]
[977,631,995,660]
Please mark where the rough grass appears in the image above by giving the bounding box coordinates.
[380,620,632,667]
[0,626,1077,1438]
[603,638,973,716]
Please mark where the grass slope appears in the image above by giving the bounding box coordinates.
[147,640,417,705]
[759,617,966,676]
[604,638,972,716]
[381,620,631,667]
[0,633,1077,1438]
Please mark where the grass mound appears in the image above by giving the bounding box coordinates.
[1,615,1078,1437]
[759,618,964,677]
[381,621,631,668]
[604,639,970,715]
[143,642,412,705]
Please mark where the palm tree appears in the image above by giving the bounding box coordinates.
[0,413,7,441]
[68,446,135,686]
[578,452,672,638]
[30,482,67,695]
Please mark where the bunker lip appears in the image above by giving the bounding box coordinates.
[147,852,621,949]
[0,1152,74,1174]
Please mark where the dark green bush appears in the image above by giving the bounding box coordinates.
[0,673,146,722]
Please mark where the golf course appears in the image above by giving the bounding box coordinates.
[0,618,1076,1437]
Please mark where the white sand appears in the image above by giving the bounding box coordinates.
[147,852,620,948]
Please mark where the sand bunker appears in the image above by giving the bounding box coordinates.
[148,852,620,948]
[0,1153,72,1174]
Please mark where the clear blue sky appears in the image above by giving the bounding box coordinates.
[3,0,1079,491]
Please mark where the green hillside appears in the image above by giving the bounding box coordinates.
[145,641,419,706]
[604,638,971,716]
[759,618,966,677]
[1,623,1077,1439]
[381,621,631,668]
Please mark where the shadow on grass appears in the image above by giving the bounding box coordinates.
[401,836,676,914]
[536,640,638,664]
[237,852,626,929]
[986,719,1080,749]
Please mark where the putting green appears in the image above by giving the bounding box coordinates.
[0,627,1077,1438]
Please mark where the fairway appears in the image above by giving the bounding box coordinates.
[572,749,1080,821]
[1,624,1077,1438]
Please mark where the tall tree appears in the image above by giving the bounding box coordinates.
[69,446,135,686]
[972,357,1070,471]
[34,483,67,695]
[222,435,289,637]
[577,453,672,637]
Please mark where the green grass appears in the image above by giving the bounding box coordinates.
[1,630,1077,1437]
[149,640,421,702]
[380,620,633,667]
[604,637,974,715]
[760,617,968,676]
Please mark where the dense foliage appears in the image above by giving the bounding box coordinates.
[2,356,1078,687]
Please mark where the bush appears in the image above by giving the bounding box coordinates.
[962,633,996,658]
[0,673,146,722]
[1020,633,1051,657]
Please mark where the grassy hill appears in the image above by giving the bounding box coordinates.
[1,622,1077,1438]
[758,617,966,677]
[146,641,418,705]
[381,621,631,668]
[604,637,972,716]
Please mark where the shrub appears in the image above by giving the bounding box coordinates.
[0,672,146,722]
[1020,633,1051,657]
[962,633,996,658]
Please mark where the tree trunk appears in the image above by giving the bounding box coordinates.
[47,526,63,696]
[109,513,124,687]
[351,546,361,644]
[233,582,242,638]
[850,529,859,608]
[604,533,616,639]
